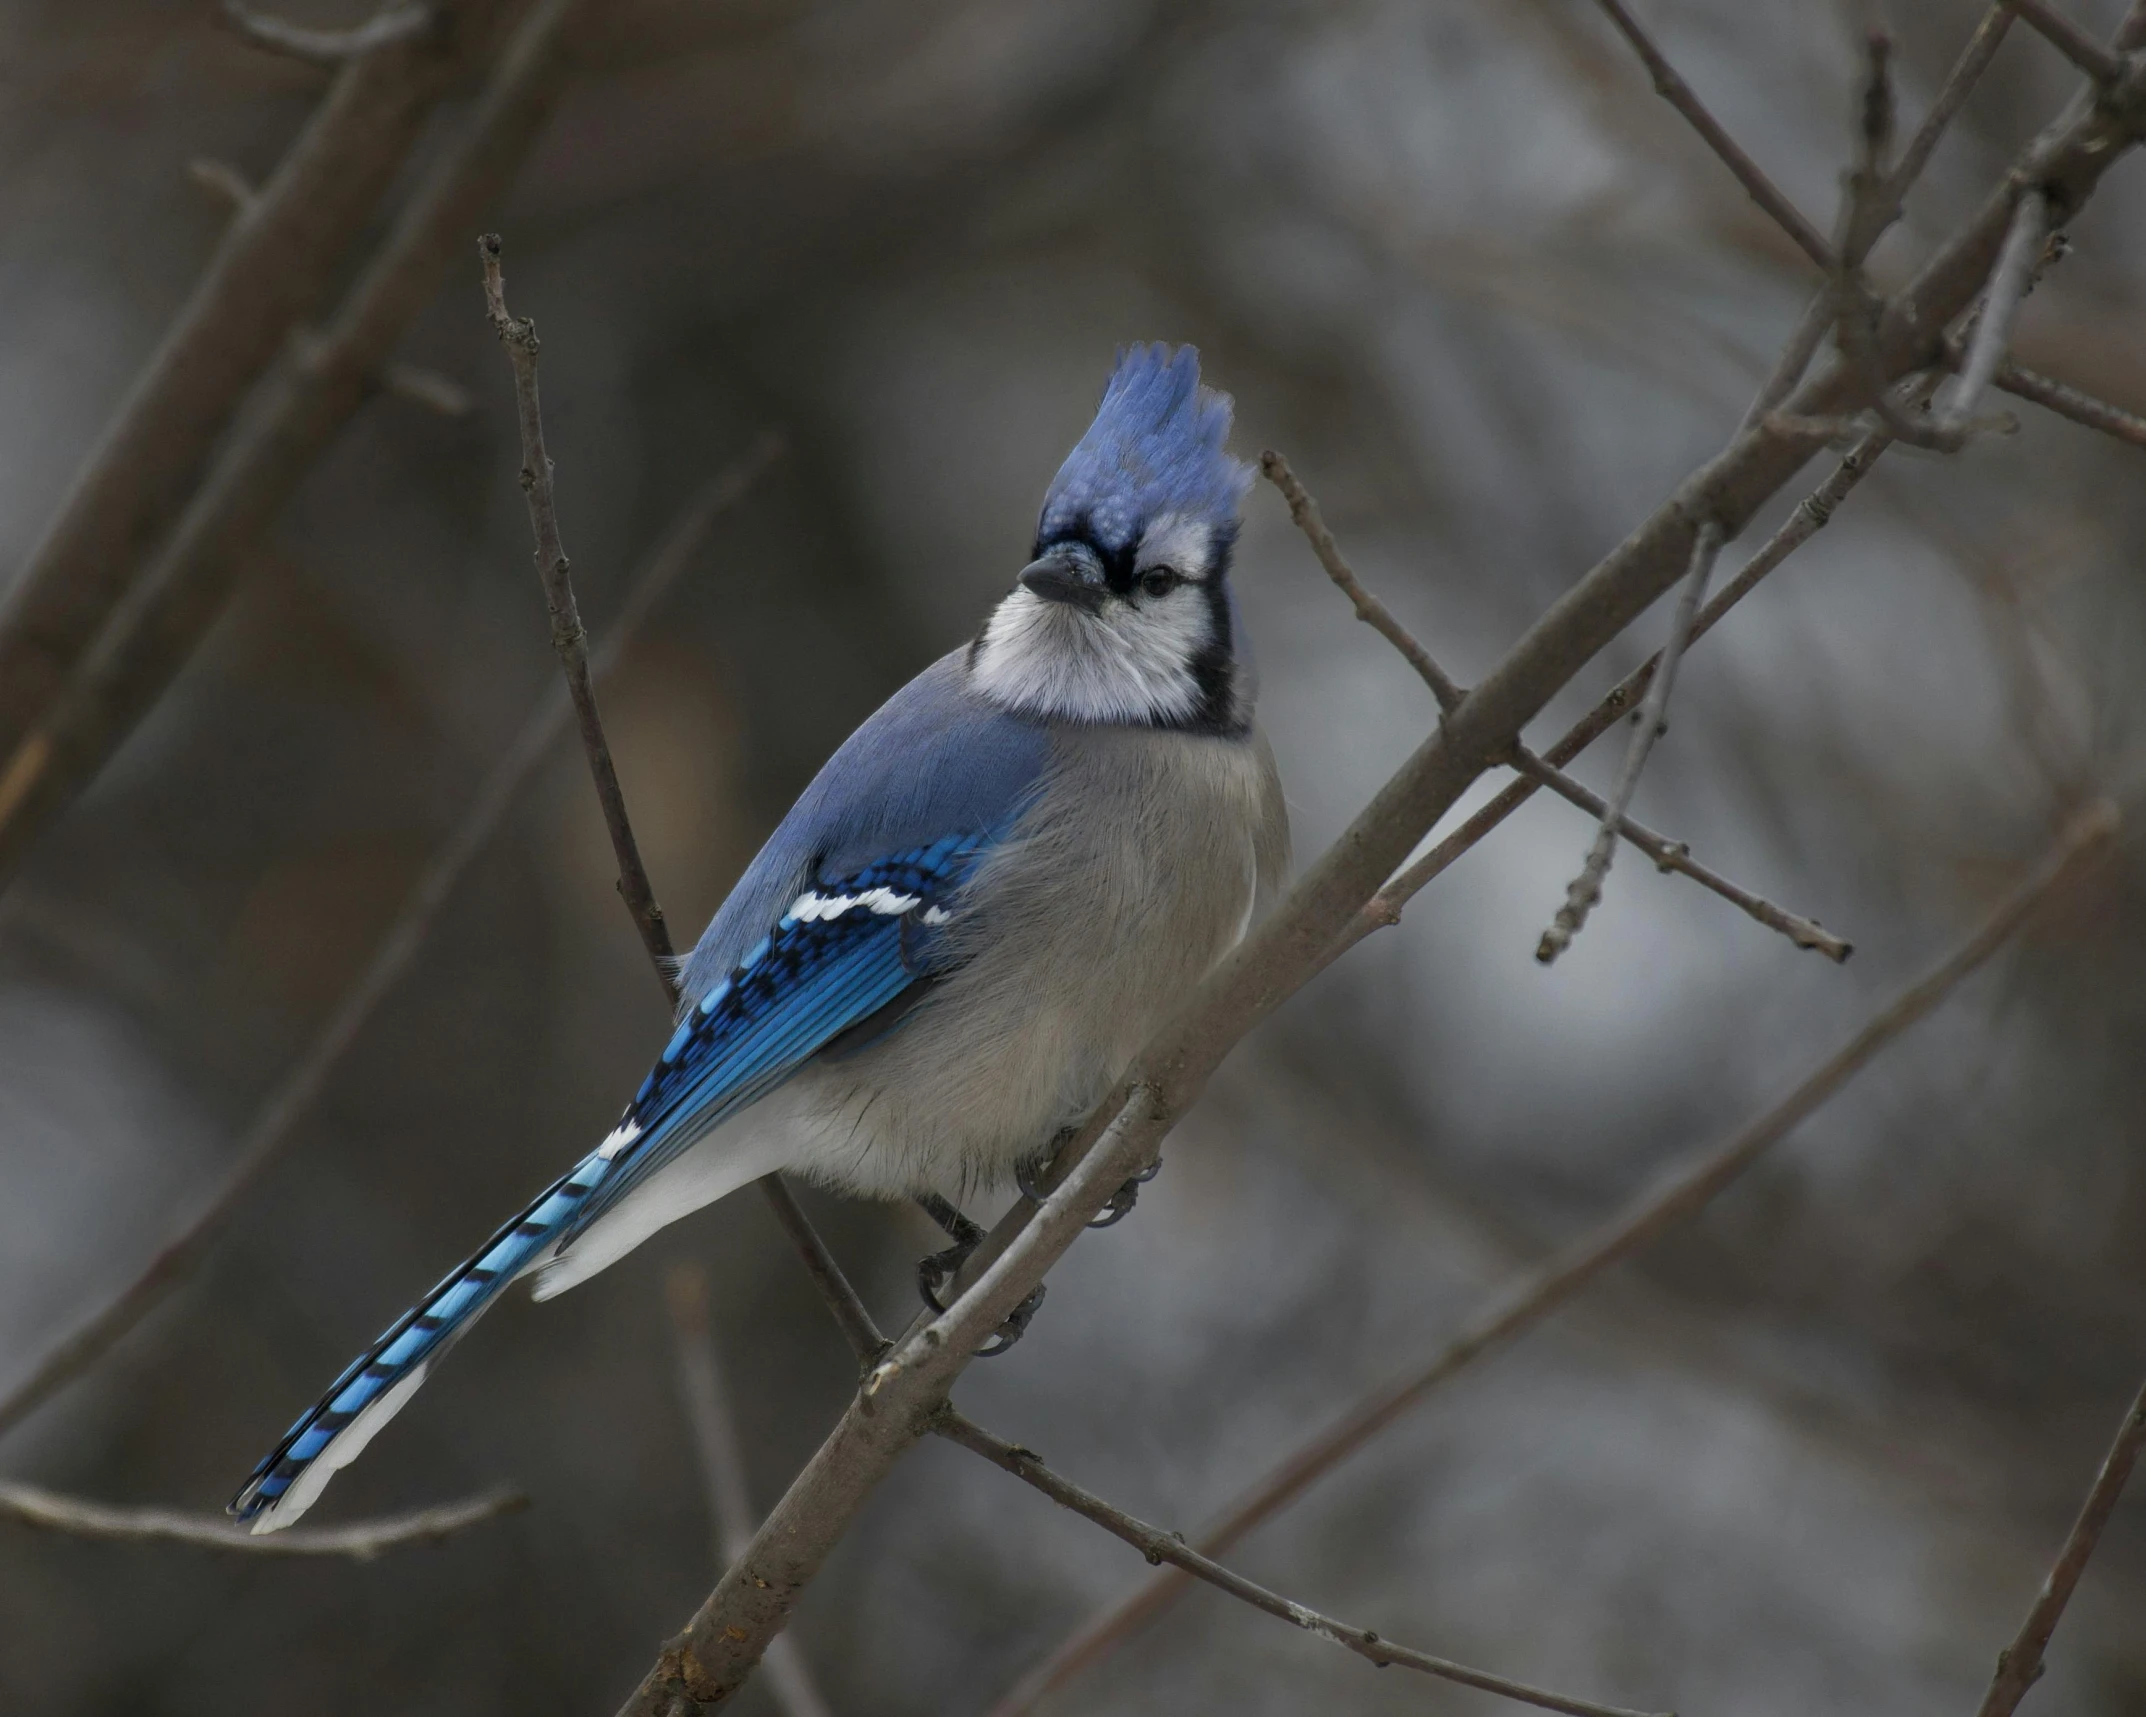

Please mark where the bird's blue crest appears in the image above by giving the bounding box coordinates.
[1037,345,1252,555]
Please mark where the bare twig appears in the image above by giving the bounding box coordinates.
[481,232,675,980]
[0,443,783,1442]
[1934,189,2052,439]
[1885,7,2016,209]
[0,0,580,887]
[0,1479,521,1557]
[220,0,435,66]
[1840,26,1897,267]
[1994,362,2146,446]
[668,1268,836,1717]
[1338,420,1906,1015]
[2000,0,2126,84]
[1263,450,1848,960]
[939,1410,1668,1717]
[1972,1372,2146,1717]
[620,66,2146,1706]
[0,0,511,776]
[1512,752,1852,960]
[1738,288,1837,436]
[1585,0,1837,274]
[985,804,2118,1717]
[475,237,884,1367]
[1258,451,1465,712]
[1740,21,1911,440]
[758,1177,888,1365]
[1538,519,1721,964]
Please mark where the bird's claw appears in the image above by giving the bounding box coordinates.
[1014,1151,1162,1228]
[972,1284,1046,1358]
[913,1192,1046,1357]
[1085,1158,1162,1228]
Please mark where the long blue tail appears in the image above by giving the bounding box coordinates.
[228,1143,618,1532]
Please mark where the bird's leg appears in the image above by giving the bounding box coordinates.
[913,1191,1046,1357]
[915,1191,984,1310]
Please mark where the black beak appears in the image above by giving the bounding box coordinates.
[1018,551,1106,614]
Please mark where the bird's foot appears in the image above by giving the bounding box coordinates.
[1086,1158,1162,1228]
[913,1192,1045,1357]
[1015,1150,1162,1228]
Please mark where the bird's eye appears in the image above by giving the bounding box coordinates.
[1138,567,1181,598]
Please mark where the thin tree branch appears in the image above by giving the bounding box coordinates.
[481,233,675,980]
[2000,0,2126,84]
[757,1179,888,1365]
[938,1410,1668,1717]
[1345,422,1900,960]
[474,238,883,1368]
[1733,5,2012,437]
[669,1268,836,1717]
[1738,289,1836,437]
[1886,7,2016,209]
[619,65,2146,1708]
[1971,1372,2146,1717]
[1538,520,1721,964]
[1993,361,2146,446]
[220,0,435,66]
[984,803,2118,1717]
[1934,189,2051,439]
[1840,26,1897,268]
[0,442,783,1443]
[0,0,512,775]
[1585,0,1838,274]
[0,1479,521,1557]
[1263,449,1849,960]
[0,0,581,888]
[1513,752,1852,960]
[1258,451,1464,713]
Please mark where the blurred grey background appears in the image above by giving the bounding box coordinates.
[3,1,2145,1713]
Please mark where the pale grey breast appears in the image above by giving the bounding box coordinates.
[786,721,1289,1200]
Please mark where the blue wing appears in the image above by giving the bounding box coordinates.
[560,830,997,1240]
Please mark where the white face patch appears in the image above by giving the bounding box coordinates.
[971,517,1222,726]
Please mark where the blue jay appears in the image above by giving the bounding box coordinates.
[231,344,1290,1532]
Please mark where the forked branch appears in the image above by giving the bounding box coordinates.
[1538,520,1721,964]
[1262,451,1849,961]
[940,1411,1668,1717]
